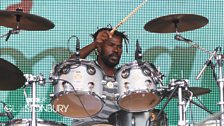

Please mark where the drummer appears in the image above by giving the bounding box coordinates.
[70,27,129,125]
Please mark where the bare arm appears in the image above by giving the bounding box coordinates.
[69,30,112,59]
[69,41,97,59]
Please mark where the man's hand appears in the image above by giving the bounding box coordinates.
[94,30,112,46]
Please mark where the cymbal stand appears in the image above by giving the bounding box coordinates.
[0,8,23,41]
[0,29,20,41]
[157,79,190,126]
[173,21,212,55]
[173,79,189,126]
[24,74,45,126]
[215,53,224,125]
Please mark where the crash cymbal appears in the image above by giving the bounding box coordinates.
[0,58,25,90]
[0,9,55,30]
[162,87,211,98]
[144,14,208,33]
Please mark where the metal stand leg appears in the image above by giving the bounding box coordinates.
[216,54,224,125]
[176,80,188,126]
[24,74,45,126]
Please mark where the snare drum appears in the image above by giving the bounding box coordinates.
[5,119,67,126]
[50,59,104,118]
[108,109,168,126]
[116,61,163,112]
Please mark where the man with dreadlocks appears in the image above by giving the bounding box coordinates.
[70,27,129,125]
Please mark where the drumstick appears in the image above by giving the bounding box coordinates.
[110,0,148,35]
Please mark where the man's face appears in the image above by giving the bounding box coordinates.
[100,35,123,67]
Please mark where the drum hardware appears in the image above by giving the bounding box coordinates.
[195,47,224,125]
[0,29,20,41]
[157,79,192,126]
[0,58,25,90]
[116,60,162,112]
[50,59,104,118]
[0,101,14,120]
[50,72,103,118]
[135,40,142,63]
[184,96,214,115]
[23,74,46,126]
[196,112,224,126]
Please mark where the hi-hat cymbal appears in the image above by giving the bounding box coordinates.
[0,58,25,90]
[162,87,211,98]
[144,14,208,33]
[0,10,55,30]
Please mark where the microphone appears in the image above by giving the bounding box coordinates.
[2,102,14,120]
[174,34,192,42]
[75,36,80,60]
[135,40,142,62]
[196,47,219,80]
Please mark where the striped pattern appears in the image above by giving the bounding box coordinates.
[72,62,120,126]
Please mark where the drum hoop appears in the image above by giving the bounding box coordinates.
[51,91,105,118]
[51,91,104,103]
[118,89,160,100]
[53,59,101,75]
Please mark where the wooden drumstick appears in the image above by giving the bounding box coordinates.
[110,0,148,35]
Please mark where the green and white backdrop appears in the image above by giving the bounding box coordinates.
[0,0,223,125]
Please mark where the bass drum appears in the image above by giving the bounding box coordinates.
[108,109,168,126]
[116,61,163,112]
[5,119,67,126]
[50,59,104,118]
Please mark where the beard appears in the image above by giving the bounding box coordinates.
[100,51,120,67]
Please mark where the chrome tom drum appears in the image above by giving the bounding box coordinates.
[116,61,163,112]
[50,59,104,118]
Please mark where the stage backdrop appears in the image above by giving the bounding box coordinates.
[0,0,223,125]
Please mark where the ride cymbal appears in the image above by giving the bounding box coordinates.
[144,14,208,33]
[0,10,55,31]
[0,58,25,90]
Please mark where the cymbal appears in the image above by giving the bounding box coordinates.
[0,58,25,90]
[162,87,211,98]
[144,14,208,33]
[188,87,211,96]
[0,10,55,30]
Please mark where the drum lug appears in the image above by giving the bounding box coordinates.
[49,93,54,98]
[88,82,94,90]
[87,65,96,75]
[113,81,118,86]
[101,80,107,85]
[121,68,130,78]
[115,93,120,100]
[101,95,106,100]
[124,82,130,90]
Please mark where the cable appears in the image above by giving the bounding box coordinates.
[53,78,97,121]
[67,35,80,55]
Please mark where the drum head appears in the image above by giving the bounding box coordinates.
[118,92,160,112]
[52,92,103,118]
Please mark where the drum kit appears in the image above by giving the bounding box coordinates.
[0,7,224,126]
